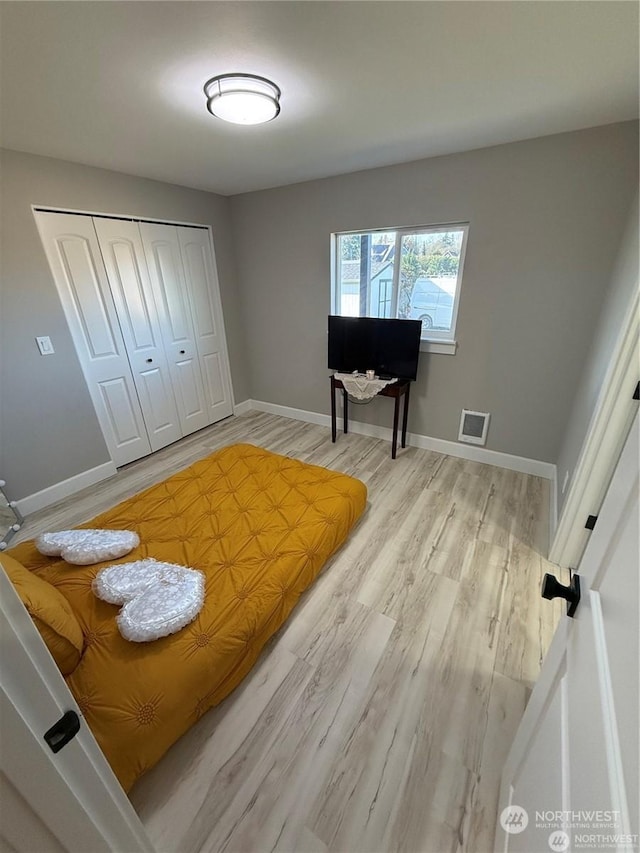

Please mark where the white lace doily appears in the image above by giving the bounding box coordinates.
[334,372,398,401]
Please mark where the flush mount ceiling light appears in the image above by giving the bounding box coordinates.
[203,73,281,125]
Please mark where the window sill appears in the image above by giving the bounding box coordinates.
[420,339,457,355]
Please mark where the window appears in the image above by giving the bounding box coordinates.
[332,224,469,354]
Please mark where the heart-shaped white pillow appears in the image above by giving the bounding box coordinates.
[36,529,140,565]
[93,559,205,642]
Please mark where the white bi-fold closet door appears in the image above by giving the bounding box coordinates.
[36,212,154,465]
[92,217,184,452]
[36,211,234,467]
[138,222,211,436]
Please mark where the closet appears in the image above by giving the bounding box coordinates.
[35,211,234,467]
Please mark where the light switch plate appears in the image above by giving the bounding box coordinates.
[36,336,55,355]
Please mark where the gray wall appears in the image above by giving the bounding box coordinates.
[555,192,639,515]
[230,122,638,463]
[1,123,637,504]
[0,149,249,501]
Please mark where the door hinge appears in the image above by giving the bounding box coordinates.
[44,710,80,753]
[585,515,598,530]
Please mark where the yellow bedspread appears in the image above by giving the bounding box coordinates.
[9,444,367,791]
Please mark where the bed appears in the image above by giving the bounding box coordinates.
[2,443,367,791]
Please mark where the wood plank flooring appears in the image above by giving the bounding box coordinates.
[14,411,565,853]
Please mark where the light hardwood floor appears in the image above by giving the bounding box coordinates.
[15,411,564,853]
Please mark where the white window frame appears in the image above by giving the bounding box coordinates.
[331,222,469,355]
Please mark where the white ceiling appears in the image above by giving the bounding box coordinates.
[0,2,637,196]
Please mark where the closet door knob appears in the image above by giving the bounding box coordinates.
[146,358,153,363]
[179,350,185,354]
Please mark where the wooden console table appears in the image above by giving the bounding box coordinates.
[330,375,411,459]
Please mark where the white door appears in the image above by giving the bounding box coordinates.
[496,414,639,853]
[35,212,151,466]
[0,567,154,853]
[177,226,234,423]
[550,291,639,571]
[139,222,209,436]
[93,218,182,452]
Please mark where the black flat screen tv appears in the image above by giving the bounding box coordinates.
[328,316,422,381]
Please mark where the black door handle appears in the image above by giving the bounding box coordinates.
[44,710,80,753]
[146,358,153,363]
[179,350,185,354]
[541,572,581,617]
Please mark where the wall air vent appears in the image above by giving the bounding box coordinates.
[458,409,490,446]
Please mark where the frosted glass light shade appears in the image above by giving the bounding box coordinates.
[204,74,281,125]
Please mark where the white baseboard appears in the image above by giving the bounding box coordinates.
[233,399,253,416]
[408,430,556,479]
[16,461,117,516]
[251,399,331,429]
[247,399,557,481]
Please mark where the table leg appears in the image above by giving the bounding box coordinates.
[392,390,400,459]
[401,382,411,448]
[343,388,349,433]
[330,378,337,442]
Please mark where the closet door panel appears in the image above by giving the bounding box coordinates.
[93,218,181,452]
[137,366,180,438]
[99,377,145,446]
[61,238,118,358]
[35,212,151,466]
[202,353,226,407]
[110,242,154,350]
[139,222,208,435]
[153,243,192,344]
[174,359,208,418]
[178,228,234,422]
[179,236,218,339]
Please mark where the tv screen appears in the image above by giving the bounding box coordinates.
[328,316,421,381]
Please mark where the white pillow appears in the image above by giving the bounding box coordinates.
[36,529,139,565]
[93,559,205,643]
